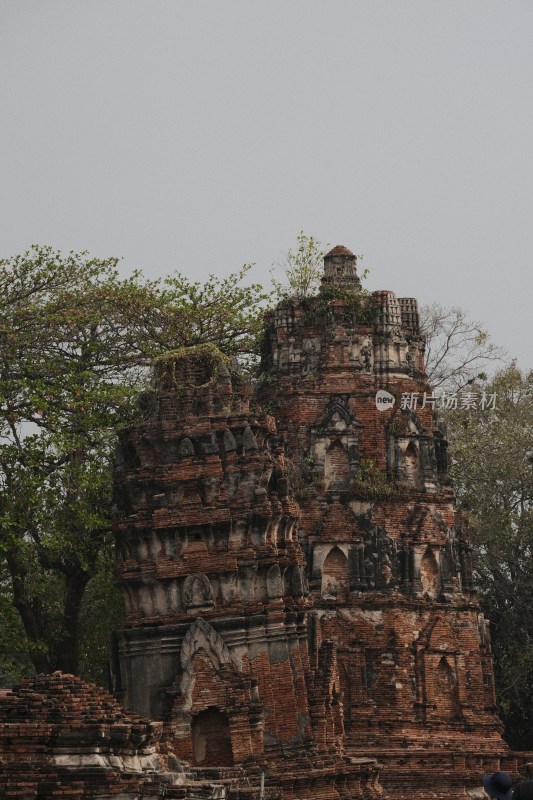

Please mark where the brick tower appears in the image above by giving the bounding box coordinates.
[113,247,512,799]
[255,246,510,796]
[113,342,380,799]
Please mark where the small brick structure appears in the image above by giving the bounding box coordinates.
[0,671,231,799]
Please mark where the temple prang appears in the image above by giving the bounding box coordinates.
[1,246,528,798]
[108,245,521,798]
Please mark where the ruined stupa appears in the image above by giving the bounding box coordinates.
[112,247,517,799]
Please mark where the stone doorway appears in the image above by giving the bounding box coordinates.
[191,707,234,766]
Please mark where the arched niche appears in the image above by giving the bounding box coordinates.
[151,583,168,615]
[283,565,307,599]
[117,440,141,469]
[117,542,130,565]
[435,656,460,718]
[180,618,233,675]
[179,618,236,713]
[420,548,441,598]
[323,395,354,428]
[178,437,195,457]
[266,564,282,599]
[137,583,155,616]
[325,441,350,491]
[404,441,419,483]
[321,546,349,598]
[138,435,160,468]
[165,579,181,614]
[122,585,137,616]
[307,396,362,495]
[183,574,214,610]
[191,707,234,766]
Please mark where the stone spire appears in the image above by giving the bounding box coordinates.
[322,244,361,290]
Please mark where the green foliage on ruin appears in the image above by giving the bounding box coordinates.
[269,232,326,301]
[352,459,395,500]
[446,365,533,748]
[158,265,269,361]
[153,342,231,391]
[301,282,377,327]
[271,237,377,327]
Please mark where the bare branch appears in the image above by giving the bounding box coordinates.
[420,303,508,390]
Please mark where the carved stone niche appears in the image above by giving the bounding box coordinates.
[178,437,195,458]
[309,395,362,493]
[360,528,399,591]
[300,335,321,376]
[415,618,462,722]
[420,547,442,599]
[182,573,214,610]
[266,564,283,600]
[283,565,308,599]
[321,545,349,599]
[440,525,474,598]
[389,436,423,490]
[434,430,449,477]
[388,427,440,491]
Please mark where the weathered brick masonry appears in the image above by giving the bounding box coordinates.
[112,336,380,799]
[111,246,518,799]
[0,671,227,799]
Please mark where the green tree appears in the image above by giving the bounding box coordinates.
[0,245,266,682]
[446,365,533,747]
[269,232,326,300]
[146,264,267,364]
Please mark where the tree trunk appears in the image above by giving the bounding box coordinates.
[6,549,52,675]
[55,569,90,674]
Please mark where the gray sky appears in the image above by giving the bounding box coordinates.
[1,1,532,368]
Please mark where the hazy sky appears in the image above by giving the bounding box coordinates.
[1,1,532,367]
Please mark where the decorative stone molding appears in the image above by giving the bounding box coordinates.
[180,618,232,672]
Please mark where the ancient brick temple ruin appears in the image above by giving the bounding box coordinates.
[69,243,529,800]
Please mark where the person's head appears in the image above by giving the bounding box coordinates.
[514,780,533,800]
[482,772,513,800]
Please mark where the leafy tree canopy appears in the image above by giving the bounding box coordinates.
[0,245,266,683]
[446,364,533,747]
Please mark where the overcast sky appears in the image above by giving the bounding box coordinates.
[1,1,532,368]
